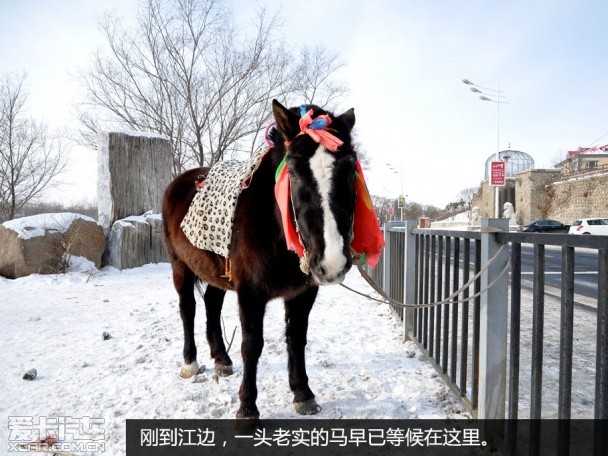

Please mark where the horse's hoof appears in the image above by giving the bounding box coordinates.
[180,361,202,378]
[294,399,322,415]
[215,363,233,377]
[236,407,260,419]
[234,419,263,436]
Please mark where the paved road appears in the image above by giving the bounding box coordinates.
[519,244,599,299]
[457,240,599,301]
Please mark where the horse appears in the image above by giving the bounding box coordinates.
[162,100,367,419]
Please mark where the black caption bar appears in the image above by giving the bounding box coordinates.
[126,419,606,455]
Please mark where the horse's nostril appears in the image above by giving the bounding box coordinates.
[319,266,327,276]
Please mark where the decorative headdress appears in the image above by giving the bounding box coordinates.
[298,107,344,152]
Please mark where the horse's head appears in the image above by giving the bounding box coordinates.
[272,99,357,286]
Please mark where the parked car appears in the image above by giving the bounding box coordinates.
[569,218,608,235]
[518,219,570,233]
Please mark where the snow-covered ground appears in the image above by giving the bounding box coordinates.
[0,260,468,455]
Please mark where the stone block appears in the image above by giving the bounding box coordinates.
[98,131,172,232]
[103,212,167,269]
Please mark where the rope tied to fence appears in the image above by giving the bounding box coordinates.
[343,243,509,309]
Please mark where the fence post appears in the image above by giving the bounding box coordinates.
[382,223,392,295]
[402,220,417,340]
[477,218,509,419]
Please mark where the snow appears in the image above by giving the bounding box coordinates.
[66,255,98,273]
[143,211,162,221]
[443,210,470,222]
[430,210,471,229]
[106,128,169,140]
[121,211,158,225]
[2,212,99,240]
[0,262,468,455]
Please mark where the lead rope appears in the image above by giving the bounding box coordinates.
[342,244,509,309]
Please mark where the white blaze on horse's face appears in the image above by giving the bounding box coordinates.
[308,145,348,285]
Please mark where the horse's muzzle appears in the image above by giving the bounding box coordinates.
[311,270,347,286]
[309,254,352,286]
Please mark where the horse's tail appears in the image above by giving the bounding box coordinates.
[193,278,207,299]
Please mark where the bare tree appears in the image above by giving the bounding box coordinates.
[0,73,68,222]
[370,194,392,224]
[550,148,568,167]
[76,0,348,174]
[288,45,349,110]
[456,186,478,209]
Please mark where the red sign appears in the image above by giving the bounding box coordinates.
[387,207,395,216]
[490,161,506,186]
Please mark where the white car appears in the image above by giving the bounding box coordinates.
[569,218,608,235]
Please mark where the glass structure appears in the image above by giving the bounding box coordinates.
[484,150,535,180]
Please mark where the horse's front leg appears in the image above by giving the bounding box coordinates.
[236,287,268,419]
[284,286,321,415]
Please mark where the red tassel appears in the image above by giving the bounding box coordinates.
[274,163,305,256]
[351,160,385,268]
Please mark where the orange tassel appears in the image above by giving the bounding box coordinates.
[223,258,233,282]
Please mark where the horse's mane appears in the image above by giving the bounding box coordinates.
[267,125,284,153]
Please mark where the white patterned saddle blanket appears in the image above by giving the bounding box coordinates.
[180,147,269,258]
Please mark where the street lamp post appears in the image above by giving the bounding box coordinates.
[386,162,405,220]
[463,78,508,218]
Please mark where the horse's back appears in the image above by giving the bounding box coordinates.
[163,167,207,239]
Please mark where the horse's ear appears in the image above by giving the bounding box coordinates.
[272,99,300,141]
[337,108,355,132]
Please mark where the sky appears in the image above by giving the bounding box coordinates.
[2,0,608,208]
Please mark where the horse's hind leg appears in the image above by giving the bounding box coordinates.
[204,285,233,376]
[284,286,322,415]
[171,260,200,378]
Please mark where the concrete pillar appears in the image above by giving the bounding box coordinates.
[402,220,417,339]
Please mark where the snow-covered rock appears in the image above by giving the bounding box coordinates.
[0,213,105,279]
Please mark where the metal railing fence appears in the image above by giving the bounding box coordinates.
[364,219,608,453]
